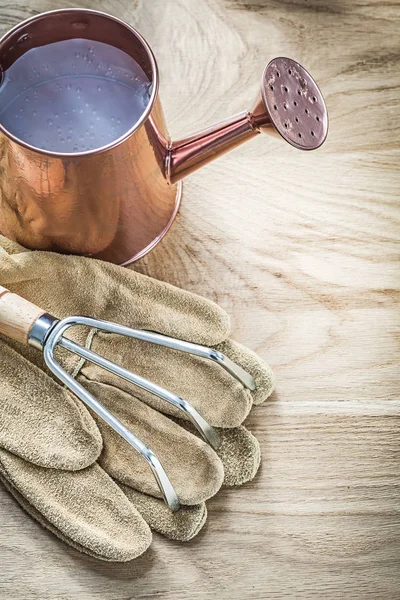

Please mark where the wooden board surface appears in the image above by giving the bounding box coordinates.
[0,0,399,598]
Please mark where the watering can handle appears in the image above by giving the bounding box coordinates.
[0,286,45,344]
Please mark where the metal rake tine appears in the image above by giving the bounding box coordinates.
[44,316,221,449]
[72,316,257,391]
[59,336,221,450]
[43,325,180,512]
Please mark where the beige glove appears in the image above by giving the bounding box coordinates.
[0,236,274,561]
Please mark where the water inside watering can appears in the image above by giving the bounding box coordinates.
[0,38,152,153]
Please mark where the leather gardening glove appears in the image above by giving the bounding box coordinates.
[0,236,274,561]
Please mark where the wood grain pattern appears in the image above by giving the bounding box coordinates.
[0,0,399,598]
[0,287,46,344]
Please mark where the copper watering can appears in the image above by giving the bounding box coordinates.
[0,9,328,265]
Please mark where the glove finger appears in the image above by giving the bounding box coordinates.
[0,449,152,562]
[214,339,275,406]
[217,426,261,486]
[0,247,230,346]
[80,377,225,505]
[119,427,261,540]
[177,418,262,487]
[0,341,102,470]
[82,333,274,428]
[120,484,207,542]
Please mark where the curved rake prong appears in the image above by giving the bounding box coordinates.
[65,315,256,391]
[59,336,221,450]
[43,322,180,512]
[46,316,221,449]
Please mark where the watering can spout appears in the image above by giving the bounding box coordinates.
[166,57,328,184]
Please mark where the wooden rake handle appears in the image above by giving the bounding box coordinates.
[0,286,46,345]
